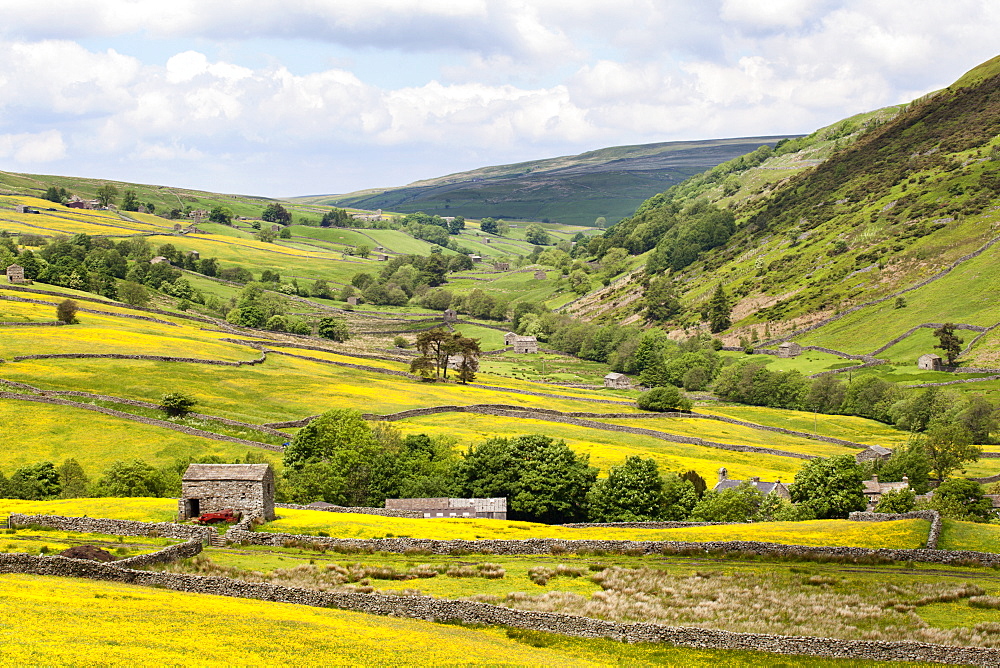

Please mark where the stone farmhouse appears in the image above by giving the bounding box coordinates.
[504,332,538,353]
[855,445,892,464]
[179,463,276,521]
[385,497,507,519]
[862,475,910,510]
[6,263,25,284]
[918,353,944,370]
[777,342,802,358]
[714,468,791,500]
[603,372,630,389]
[351,209,383,223]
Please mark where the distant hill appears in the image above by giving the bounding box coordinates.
[292,136,797,226]
[574,54,1000,368]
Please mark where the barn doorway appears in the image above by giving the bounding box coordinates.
[187,498,200,518]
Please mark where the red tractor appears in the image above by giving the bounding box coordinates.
[194,509,241,525]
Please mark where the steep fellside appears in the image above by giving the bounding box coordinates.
[574,57,1000,365]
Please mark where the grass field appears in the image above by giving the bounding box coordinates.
[1,497,178,522]
[391,411,807,481]
[262,507,929,549]
[0,527,173,557]
[595,416,856,458]
[798,236,1000,356]
[938,519,1000,553]
[0,400,280,476]
[0,574,922,666]
[700,406,913,449]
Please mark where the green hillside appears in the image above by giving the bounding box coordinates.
[573,56,1000,373]
[293,136,796,226]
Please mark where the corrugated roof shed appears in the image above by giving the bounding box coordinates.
[182,464,271,481]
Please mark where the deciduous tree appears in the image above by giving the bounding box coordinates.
[790,454,866,519]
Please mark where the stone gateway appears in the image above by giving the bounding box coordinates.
[179,463,276,521]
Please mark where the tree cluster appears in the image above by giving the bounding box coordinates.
[409,328,481,383]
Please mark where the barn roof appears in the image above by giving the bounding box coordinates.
[182,463,271,481]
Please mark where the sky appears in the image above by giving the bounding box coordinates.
[0,1,998,198]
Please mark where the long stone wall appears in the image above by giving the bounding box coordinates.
[9,513,215,542]
[0,552,996,664]
[114,538,204,569]
[0,320,65,327]
[273,503,421,519]
[10,351,266,367]
[226,528,1000,566]
[560,521,728,529]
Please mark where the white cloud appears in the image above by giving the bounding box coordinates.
[0,2,1000,194]
[0,130,67,163]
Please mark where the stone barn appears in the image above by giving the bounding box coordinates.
[6,263,25,283]
[534,270,546,280]
[385,497,507,519]
[855,445,892,464]
[150,256,170,265]
[347,296,358,306]
[493,262,510,271]
[443,308,458,322]
[179,464,276,521]
[512,335,538,354]
[504,331,538,353]
[603,372,630,389]
[918,353,943,370]
[777,342,802,358]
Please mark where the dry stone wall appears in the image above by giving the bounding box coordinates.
[11,351,266,367]
[0,552,997,665]
[114,538,204,569]
[226,529,1000,566]
[9,513,215,542]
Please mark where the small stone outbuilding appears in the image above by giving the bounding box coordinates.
[6,263,25,283]
[347,296,359,306]
[534,270,546,280]
[855,445,892,464]
[443,308,458,322]
[179,464,276,521]
[493,262,510,272]
[385,497,507,520]
[469,254,483,263]
[918,353,943,370]
[603,372,630,389]
[777,342,802,358]
[150,256,170,265]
